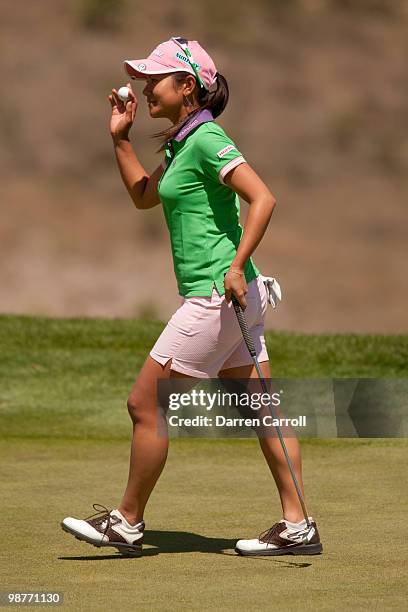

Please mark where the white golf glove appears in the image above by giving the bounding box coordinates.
[259,274,282,309]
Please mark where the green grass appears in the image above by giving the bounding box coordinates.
[1,437,407,611]
[0,315,406,440]
[0,315,407,610]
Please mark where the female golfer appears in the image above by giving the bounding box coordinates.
[61,37,322,557]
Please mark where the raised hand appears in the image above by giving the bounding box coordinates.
[108,82,138,142]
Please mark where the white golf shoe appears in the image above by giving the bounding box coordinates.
[61,504,144,557]
[236,518,322,556]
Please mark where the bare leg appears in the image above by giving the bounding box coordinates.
[218,360,306,523]
[117,356,170,524]
[118,356,197,525]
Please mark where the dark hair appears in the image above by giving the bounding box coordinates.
[151,71,229,149]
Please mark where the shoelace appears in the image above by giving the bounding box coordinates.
[258,522,281,546]
[85,503,120,536]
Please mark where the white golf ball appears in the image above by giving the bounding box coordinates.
[117,86,130,102]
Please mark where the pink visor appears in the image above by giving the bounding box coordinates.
[124,38,218,91]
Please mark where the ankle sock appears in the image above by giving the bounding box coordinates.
[284,517,313,531]
[113,509,143,530]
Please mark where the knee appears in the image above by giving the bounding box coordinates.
[127,389,159,425]
[127,393,144,425]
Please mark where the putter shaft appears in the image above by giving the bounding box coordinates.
[231,294,311,530]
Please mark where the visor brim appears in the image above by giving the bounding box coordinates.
[124,59,193,80]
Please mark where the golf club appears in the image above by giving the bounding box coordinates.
[230,293,315,543]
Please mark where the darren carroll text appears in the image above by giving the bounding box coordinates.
[168,416,307,427]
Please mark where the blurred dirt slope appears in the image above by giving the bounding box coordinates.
[1,0,407,332]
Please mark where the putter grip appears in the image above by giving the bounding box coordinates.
[231,295,257,357]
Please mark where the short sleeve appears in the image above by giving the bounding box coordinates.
[196,126,246,185]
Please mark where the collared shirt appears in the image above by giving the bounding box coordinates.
[158,109,259,297]
[173,108,214,142]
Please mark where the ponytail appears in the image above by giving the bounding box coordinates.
[197,72,229,119]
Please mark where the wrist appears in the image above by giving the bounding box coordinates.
[228,266,245,276]
[229,262,245,273]
[112,134,131,146]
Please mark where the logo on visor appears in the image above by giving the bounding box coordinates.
[137,63,147,71]
[152,48,164,57]
[175,52,200,70]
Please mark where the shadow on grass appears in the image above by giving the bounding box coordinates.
[58,530,313,567]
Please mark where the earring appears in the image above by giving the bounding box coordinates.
[183,95,192,107]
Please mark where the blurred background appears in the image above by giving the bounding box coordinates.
[1,0,407,332]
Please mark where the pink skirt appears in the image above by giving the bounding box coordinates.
[150,275,269,378]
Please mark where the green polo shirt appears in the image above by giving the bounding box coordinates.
[158,121,259,297]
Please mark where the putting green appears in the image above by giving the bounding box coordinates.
[1,437,406,611]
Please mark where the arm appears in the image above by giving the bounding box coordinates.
[223,163,277,309]
[113,138,162,210]
[109,83,161,210]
